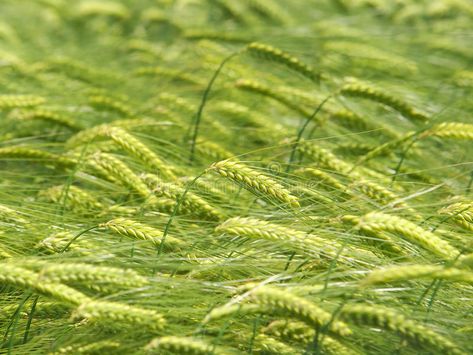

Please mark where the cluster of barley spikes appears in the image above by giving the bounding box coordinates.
[1,0,473,354]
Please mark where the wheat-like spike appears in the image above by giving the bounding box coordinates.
[0,94,45,109]
[203,304,265,324]
[350,179,420,219]
[15,108,83,131]
[355,212,460,260]
[76,1,130,20]
[356,131,417,165]
[104,127,176,179]
[457,253,473,269]
[145,336,224,355]
[340,304,465,355]
[342,215,406,255]
[143,174,223,221]
[422,122,473,140]
[50,340,121,355]
[361,264,473,286]
[0,146,76,168]
[238,284,352,336]
[14,108,82,130]
[39,185,104,212]
[253,334,296,354]
[195,139,234,161]
[39,263,149,287]
[294,167,346,191]
[1,301,68,320]
[0,203,28,224]
[73,300,165,330]
[246,42,319,82]
[243,0,290,24]
[235,79,312,117]
[340,80,429,122]
[263,320,357,354]
[36,231,99,256]
[183,29,251,43]
[0,263,90,305]
[209,160,300,208]
[263,320,315,343]
[99,217,184,248]
[135,66,202,85]
[438,202,473,231]
[215,216,372,261]
[88,152,153,198]
[88,94,133,116]
[297,140,353,174]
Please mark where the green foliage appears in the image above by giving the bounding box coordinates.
[0,0,472,354]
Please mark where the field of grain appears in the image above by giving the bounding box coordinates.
[0,1,472,354]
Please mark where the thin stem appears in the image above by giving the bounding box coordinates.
[189,52,239,163]
[287,94,333,172]
[158,171,207,256]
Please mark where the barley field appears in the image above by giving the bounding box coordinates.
[0,1,472,354]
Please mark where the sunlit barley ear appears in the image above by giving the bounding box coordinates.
[360,264,473,286]
[235,79,312,117]
[142,173,224,221]
[421,122,473,140]
[262,320,354,354]
[354,212,460,260]
[50,341,121,355]
[253,334,296,354]
[99,217,185,249]
[235,283,352,336]
[12,108,83,131]
[215,216,375,262]
[340,78,429,122]
[0,94,45,110]
[72,300,165,331]
[340,304,464,355]
[246,42,320,82]
[88,152,153,199]
[145,336,225,355]
[208,159,300,208]
[0,263,90,305]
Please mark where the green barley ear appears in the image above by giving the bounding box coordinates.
[99,217,185,249]
[0,263,90,305]
[143,173,224,221]
[39,185,104,213]
[215,216,374,261]
[0,146,76,168]
[88,94,133,116]
[422,122,473,140]
[104,127,176,180]
[72,300,165,330]
[235,79,312,117]
[340,79,429,122]
[354,212,460,260]
[340,304,465,355]
[262,320,356,354]
[88,152,153,199]
[253,334,296,354]
[246,42,320,82]
[13,108,82,130]
[208,160,300,208]
[237,284,352,336]
[0,94,45,110]
[360,264,473,286]
[50,341,121,355]
[145,336,224,354]
[39,262,149,288]
[75,1,130,21]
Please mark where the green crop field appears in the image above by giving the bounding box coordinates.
[0,0,472,354]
